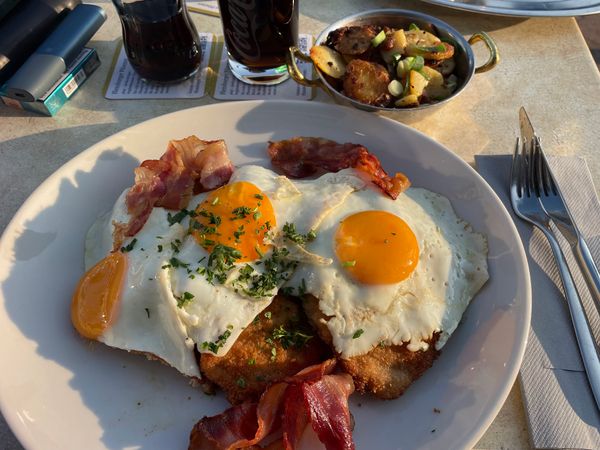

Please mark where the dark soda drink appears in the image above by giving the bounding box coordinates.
[117,0,201,83]
[218,0,298,83]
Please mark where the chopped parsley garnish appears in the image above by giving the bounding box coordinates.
[298,278,307,296]
[233,225,245,243]
[231,206,252,220]
[236,377,247,388]
[201,328,232,353]
[167,209,191,225]
[264,311,272,319]
[176,291,194,308]
[282,222,317,245]
[352,329,365,339]
[247,358,256,366]
[253,210,262,220]
[342,260,356,267]
[231,248,297,298]
[254,194,264,200]
[272,325,313,349]
[157,244,163,252]
[168,257,189,269]
[170,240,181,253]
[144,308,150,318]
[270,347,277,361]
[280,286,295,296]
[120,238,137,253]
[205,244,242,284]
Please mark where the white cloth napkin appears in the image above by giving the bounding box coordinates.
[476,155,600,450]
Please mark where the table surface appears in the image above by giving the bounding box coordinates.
[1,0,599,448]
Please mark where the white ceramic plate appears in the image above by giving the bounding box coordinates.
[0,100,530,450]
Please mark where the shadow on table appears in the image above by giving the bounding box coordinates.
[1,145,226,450]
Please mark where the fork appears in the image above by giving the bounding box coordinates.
[510,137,600,410]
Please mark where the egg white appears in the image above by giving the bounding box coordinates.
[285,183,489,358]
[167,165,366,356]
[85,190,200,378]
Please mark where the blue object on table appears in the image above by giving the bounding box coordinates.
[2,4,106,102]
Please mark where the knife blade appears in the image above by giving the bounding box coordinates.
[520,106,600,313]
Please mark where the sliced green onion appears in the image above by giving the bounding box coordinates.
[396,56,415,77]
[371,30,386,47]
[408,23,420,31]
[387,79,403,97]
[412,55,425,71]
[414,43,446,54]
[390,53,402,65]
[342,260,356,267]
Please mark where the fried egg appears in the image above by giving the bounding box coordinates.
[285,172,489,358]
[72,165,366,377]
[169,165,365,356]
[73,190,200,377]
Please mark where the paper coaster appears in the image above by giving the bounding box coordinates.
[212,34,313,101]
[187,0,219,17]
[105,32,213,100]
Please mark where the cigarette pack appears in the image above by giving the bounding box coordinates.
[0,47,100,116]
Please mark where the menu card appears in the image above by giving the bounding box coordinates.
[104,33,213,99]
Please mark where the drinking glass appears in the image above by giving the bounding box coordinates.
[112,0,202,83]
[218,0,298,85]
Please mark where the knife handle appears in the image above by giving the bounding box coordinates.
[575,237,600,311]
[545,229,600,410]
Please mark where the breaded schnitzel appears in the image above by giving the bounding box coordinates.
[303,295,439,399]
[200,295,330,404]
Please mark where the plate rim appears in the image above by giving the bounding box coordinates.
[0,99,532,450]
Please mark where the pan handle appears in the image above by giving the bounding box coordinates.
[468,32,499,74]
[286,46,324,88]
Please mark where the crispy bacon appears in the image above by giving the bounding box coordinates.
[302,374,355,450]
[189,360,355,450]
[267,137,410,200]
[112,136,233,250]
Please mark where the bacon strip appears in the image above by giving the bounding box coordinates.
[189,360,355,450]
[267,137,410,200]
[112,136,233,250]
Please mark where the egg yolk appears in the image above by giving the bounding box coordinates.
[335,210,419,285]
[71,251,127,339]
[192,181,276,262]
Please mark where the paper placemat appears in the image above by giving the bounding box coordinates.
[104,33,213,100]
[476,155,600,450]
[212,34,313,101]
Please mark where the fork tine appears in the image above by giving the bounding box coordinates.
[511,137,522,197]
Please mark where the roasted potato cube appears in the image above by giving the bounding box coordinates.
[343,59,391,106]
[422,66,456,100]
[408,69,429,97]
[405,29,441,48]
[310,45,347,79]
[327,25,380,56]
[380,29,408,63]
[395,94,419,107]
